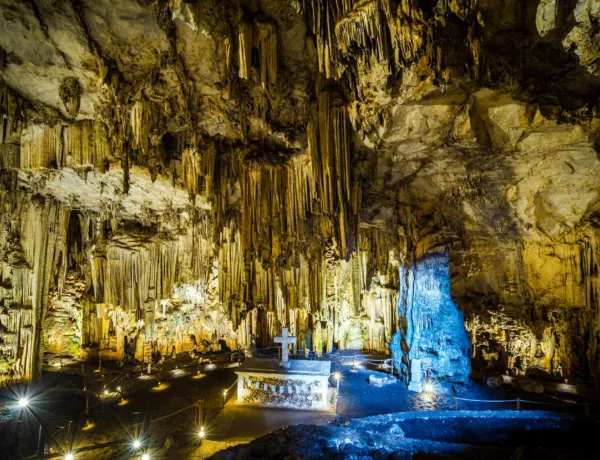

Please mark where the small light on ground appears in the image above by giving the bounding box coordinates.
[199,426,205,438]
[82,421,95,431]
[333,372,341,381]
[117,386,122,391]
[132,439,141,449]
[151,382,168,391]
[141,454,149,460]
[65,453,74,460]
[103,389,108,395]
[18,397,29,408]
[423,382,434,393]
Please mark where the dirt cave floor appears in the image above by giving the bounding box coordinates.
[0,353,599,459]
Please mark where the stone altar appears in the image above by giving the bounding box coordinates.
[235,327,331,410]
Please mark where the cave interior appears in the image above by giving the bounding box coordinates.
[0,0,600,458]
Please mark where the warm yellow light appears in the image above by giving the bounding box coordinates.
[65,453,74,460]
[142,454,150,460]
[151,382,168,392]
[423,382,434,393]
[18,398,29,408]
[103,389,108,395]
[117,386,122,392]
[132,439,141,449]
[82,421,95,431]
[223,390,227,396]
[199,426,205,438]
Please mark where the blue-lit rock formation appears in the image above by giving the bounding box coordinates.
[391,251,471,384]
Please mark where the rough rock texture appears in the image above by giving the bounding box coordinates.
[0,0,599,386]
[391,251,471,383]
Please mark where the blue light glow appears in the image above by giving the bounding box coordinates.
[391,251,471,384]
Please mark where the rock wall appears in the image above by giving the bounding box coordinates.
[1,0,600,386]
[392,251,471,384]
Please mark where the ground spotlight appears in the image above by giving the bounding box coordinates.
[141,454,149,460]
[65,453,74,460]
[18,397,29,408]
[423,382,434,393]
[103,389,108,395]
[132,439,141,449]
[334,372,341,381]
[199,426,205,438]
[117,386,122,392]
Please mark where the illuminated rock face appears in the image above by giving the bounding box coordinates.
[1,0,600,386]
[392,252,471,384]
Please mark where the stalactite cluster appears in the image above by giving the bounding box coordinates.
[238,17,278,89]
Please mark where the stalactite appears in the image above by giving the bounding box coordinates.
[218,218,244,312]
[224,35,232,71]
[237,18,277,90]
[63,120,112,169]
[0,80,26,148]
[238,20,253,80]
[383,0,427,64]
[309,82,354,257]
[130,98,150,156]
[304,0,473,92]
[181,138,217,199]
[58,77,81,119]
[255,20,278,89]
[122,143,130,194]
[19,124,58,169]
[335,0,387,65]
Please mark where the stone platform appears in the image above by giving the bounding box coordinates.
[235,358,331,411]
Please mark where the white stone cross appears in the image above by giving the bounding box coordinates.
[274,327,297,364]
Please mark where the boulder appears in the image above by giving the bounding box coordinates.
[525,367,554,381]
[515,378,544,394]
[486,375,505,389]
[368,373,396,387]
[388,423,405,437]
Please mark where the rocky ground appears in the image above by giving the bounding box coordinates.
[209,411,600,460]
[2,355,599,459]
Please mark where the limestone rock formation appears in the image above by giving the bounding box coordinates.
[0,0,599,387]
